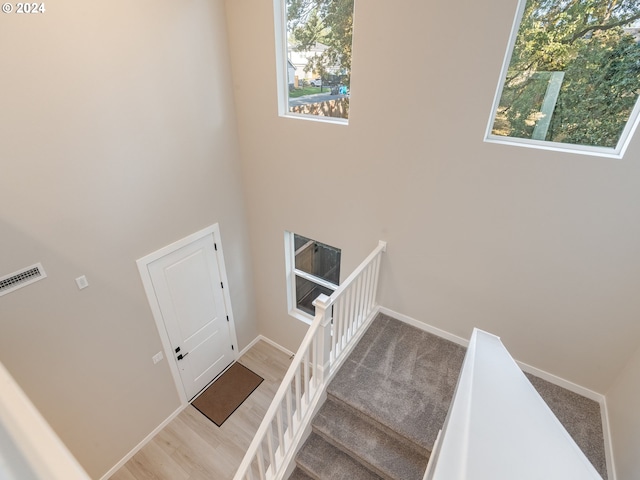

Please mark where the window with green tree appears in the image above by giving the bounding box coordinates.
[276,0,354,121]
[487,0,640,157]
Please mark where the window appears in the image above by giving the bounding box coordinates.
[285,232,341,321]
[274,0,355,122]
[486,0,640,157]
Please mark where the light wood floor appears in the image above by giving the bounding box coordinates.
[110,340,293,480]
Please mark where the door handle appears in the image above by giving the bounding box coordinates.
[177,352,189,361]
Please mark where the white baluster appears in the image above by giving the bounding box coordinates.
[276,407,284,458]
[257,447,265,480]
[233,242,387,480]
[267,424,275,476]
[294,368,302,423]
[303,349,310,406]
[285,386,293,441]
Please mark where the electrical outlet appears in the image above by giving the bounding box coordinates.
[152,352,164,364]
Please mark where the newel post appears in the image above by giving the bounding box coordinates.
[313,294,333,384]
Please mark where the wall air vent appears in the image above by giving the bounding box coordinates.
[0,263,47,297]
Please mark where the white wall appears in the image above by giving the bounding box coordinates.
[3,0,639,475]
[0,0,257,477]
[607,343,640,479]
[224,0,640,395]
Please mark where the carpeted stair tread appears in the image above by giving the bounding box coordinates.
[293,312,608,480]
[327,314,466,451]
[288,467,314,480]
[325,393,428,458]
[525,373,608,478]
[296,432,383,480]
[313,399,428,480]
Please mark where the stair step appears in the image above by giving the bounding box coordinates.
[326,314,466,452]
[290,312,608,480]
[313,399,428,480]
[288,467,314,480]
[326,392,428,458]
[296,432,382,480]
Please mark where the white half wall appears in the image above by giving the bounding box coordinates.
[606,343,640,479]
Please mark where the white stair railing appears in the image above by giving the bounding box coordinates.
[233,241,387,480]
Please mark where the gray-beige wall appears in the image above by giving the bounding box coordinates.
[224,0,640,477]
[0,0,257,477]
[2,0,640,477]
[607,344,640,479]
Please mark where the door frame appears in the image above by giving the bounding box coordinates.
[136,223,240,406]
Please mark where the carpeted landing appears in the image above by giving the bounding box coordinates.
[288,313,608,480]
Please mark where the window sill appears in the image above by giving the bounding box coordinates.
[484,134,625,159]
[281,111,349,126]
[288,309,314,326]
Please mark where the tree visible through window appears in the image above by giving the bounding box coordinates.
[281,0,354,120]
[488,0,640,155]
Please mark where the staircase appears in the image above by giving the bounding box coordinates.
[234,241,608,480]
[287,312,609,480]
[288,313,466,480]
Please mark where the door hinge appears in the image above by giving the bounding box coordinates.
[226,315,229,322]
[231,345,234,351]
[220,282,224,289]
[214,243,218,251]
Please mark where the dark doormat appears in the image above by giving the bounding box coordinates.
[191,362,263,427]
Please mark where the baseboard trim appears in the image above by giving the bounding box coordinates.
[378,306,616,479]
[238,335,262,357]
[516,359,603,402]
[379,307,606,400]
[103,336,292,479]
[378,307,470,348]
[239,334,295,359]
[599,396,618,480]
[99,404,186,480]
[516,355,616,477]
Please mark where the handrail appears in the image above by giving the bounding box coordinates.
[233,240,386,480]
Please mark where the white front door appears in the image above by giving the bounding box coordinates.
[146,232,235,401]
